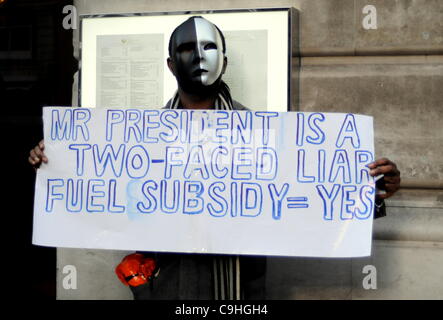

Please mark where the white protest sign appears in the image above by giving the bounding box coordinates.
[33,107,375,257]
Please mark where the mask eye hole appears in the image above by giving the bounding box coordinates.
[176,42,194,53]
[204,43,217,50]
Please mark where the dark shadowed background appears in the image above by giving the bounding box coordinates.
[0,0,75,299]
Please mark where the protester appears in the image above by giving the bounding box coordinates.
[29,16,401,300]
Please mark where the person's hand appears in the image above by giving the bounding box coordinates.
[368,158,401,200]
[28,139,48,169]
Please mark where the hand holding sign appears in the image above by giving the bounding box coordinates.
[368,158,401,199]
[28,140,48,169]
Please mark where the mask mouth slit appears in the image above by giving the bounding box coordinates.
[192,69,208,76]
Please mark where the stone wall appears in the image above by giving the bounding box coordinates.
[57,0,443,299]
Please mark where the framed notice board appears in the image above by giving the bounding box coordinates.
[79,8,296,111]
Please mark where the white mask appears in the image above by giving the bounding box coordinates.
[193,18,225,85]
[170,17,225,92]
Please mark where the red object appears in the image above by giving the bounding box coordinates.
[115,253,157,287]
